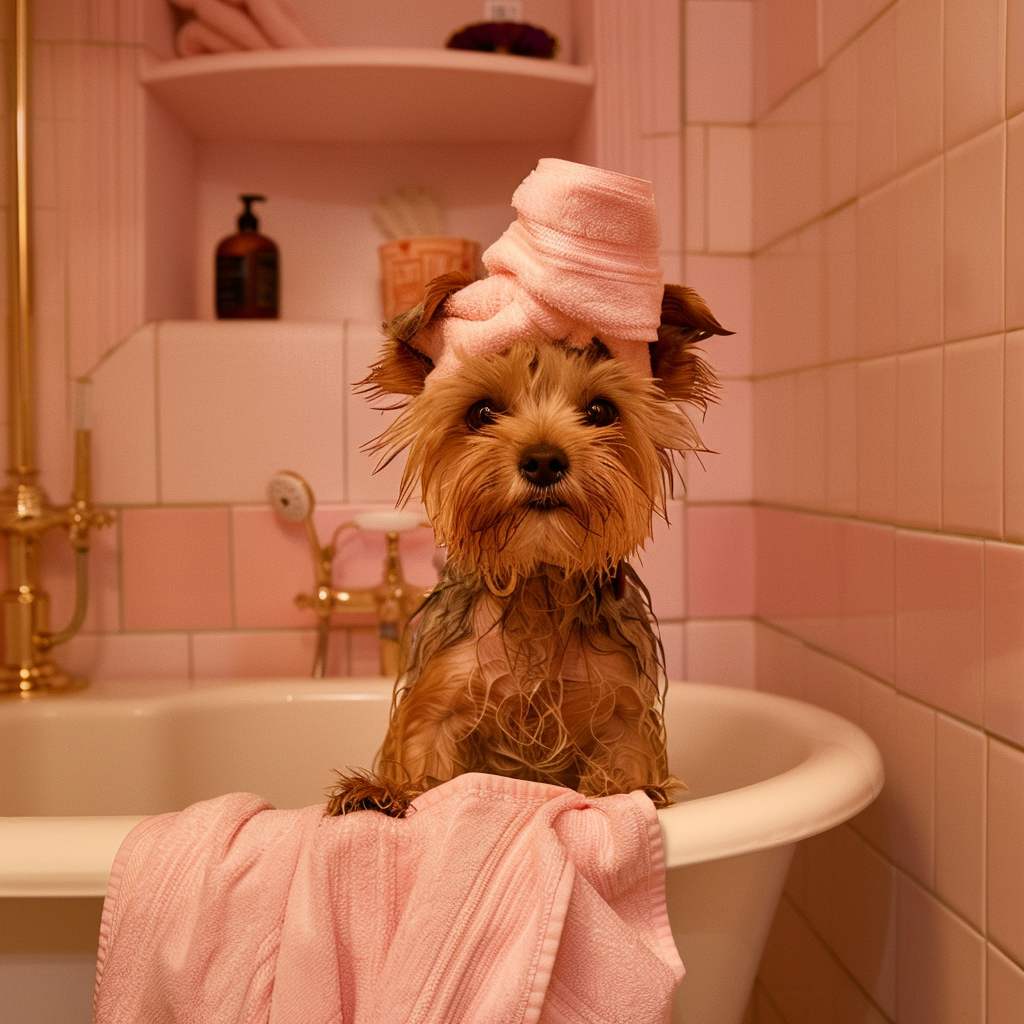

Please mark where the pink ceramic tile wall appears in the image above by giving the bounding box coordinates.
[747,0,1024,1019]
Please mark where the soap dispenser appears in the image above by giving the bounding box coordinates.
[215,194,279,319]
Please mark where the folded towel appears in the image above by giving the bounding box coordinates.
[413,159,665,380]
[170,0,314,57]
[93,774,682,1024]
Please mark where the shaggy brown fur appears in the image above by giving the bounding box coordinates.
[326,279,731,817]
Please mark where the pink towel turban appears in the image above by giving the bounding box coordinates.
[413,159,664,380]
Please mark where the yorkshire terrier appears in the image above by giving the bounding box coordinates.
[326,272,730,817]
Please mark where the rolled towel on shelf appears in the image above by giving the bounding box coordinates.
[175,17,236,56]
[169,0,314,56]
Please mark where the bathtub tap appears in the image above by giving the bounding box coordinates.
[267,472,428,677]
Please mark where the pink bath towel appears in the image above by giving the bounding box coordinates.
[93,774,682,1024]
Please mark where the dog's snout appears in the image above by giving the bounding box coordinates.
[519,444,569,488]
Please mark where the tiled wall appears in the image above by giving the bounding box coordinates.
[731,0,1024,1020]
[15,0,711,690]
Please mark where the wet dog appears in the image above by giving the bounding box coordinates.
[327,272,730,817]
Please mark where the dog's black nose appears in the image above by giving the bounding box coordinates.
[519,445,569,488]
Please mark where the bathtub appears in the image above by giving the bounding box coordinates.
[0,678,882,1024]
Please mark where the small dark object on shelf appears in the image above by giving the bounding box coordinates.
[446,21,559,59]
[215,194,279,319]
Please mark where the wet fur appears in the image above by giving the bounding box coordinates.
[327,278,731,817]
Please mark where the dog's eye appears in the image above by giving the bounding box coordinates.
[584,399,619,427]
[466,400,499,431]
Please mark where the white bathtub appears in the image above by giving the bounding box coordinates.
[0,678,882,1024]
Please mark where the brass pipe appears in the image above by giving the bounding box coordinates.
[8,0,34,483]
[0,1,114,696]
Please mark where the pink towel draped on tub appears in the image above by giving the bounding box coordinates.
[93,773,683,1024]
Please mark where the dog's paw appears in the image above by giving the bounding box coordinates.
[325,770,417,818]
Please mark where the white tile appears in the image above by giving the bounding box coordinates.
[91,323,158,505]
[707,126,753,253]
[157,321,346,504]
[685,618,756,688]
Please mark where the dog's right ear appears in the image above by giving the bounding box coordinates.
[360,271,474,401]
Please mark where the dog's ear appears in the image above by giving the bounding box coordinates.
[650,284,733,408]
[360,271,474,401]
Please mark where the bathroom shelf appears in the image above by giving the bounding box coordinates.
[141,47,595,145]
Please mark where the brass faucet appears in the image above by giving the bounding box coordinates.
[268,472,430,678]
[1,0,115,696]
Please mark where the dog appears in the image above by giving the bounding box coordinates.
[326,270,731,817]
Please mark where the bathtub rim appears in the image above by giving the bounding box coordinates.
[0,678,883,897]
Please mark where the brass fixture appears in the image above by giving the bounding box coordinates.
[267,472,429,678]
[0,0,114,696]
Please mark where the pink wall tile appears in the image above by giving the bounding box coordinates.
[944,126,1006,343]
[758,895,881,1024]
[897,872,985,1024]
[158,321,347,504]
[943,335,1004,537]
[757,508,840,650]
[1010,0,1024,118]
[987,738,1024,968]
[686,1,754,123]
[636,0,682,137]
[707,127,753,252]
[1008,116,1024,332]
[823,205,857,363]
[753,0,819,118]
[857,10,897,194]
[850,676,899,857]
[804,647,861,724]
[43,515,120,635]
[896,158,944,353]
[753,374,797,503]
[896,531,985,724]
[685,618,756,688]
[755,620,811,702]
[686,380,753,502]
[856,356,898,522]
[825,362,858,515]
[687,504,756,617]
[636,499,686,621]
[61,631,191,688]
[987,944,1024,1023]
[793,369,827,509]
[658,620,685,683]
[643,134,684,253]
[753,224,824,374]
[896,346,943,530]
[894,0,943,174]
[753,80,823,249]
[799,825,897,1015]
[835,519,895,681]
[1006,332,1024,540]
[856,184,899,359]
[934,715,987,931]
[823,43,858,209]
[121,507,233,632]
[232,505,331,630]
[819,0,870,63]
[685,125,707,252]
[91,323,158,505]
[944,0,1007,149]
[890,694,936,885]
[191,629,348,681]
[683,256,752,377]
[984,541,1024,746]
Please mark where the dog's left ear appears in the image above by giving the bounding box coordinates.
[649,284,733,408]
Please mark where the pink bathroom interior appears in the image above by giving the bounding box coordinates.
[4,0,1024,1021]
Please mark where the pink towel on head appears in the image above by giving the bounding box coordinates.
[93,774,683,1024]
[413,159,665,381]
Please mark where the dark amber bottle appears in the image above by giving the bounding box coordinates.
[215,194,279,318]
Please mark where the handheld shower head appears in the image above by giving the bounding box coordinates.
[267,471,314,522]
